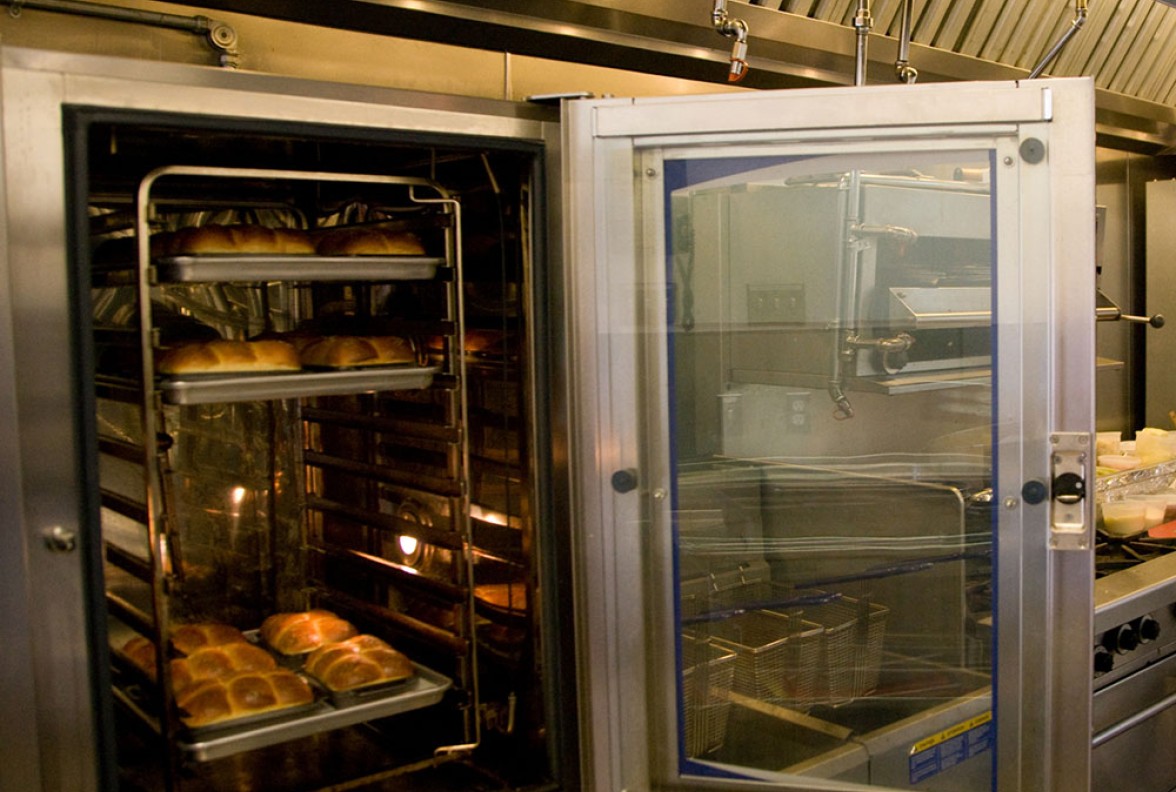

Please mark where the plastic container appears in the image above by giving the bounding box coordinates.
[1098,454,1142,472]
[1096,431,1122,457]
[1100,501,1150,538]
[1135,428,1176,466]
[1124,496,1168,529]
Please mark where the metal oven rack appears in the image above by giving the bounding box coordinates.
[92,165,478,790]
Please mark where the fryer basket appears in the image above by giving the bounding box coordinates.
[706,610,823,712]
[681,634,736,756]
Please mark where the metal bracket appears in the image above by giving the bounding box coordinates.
[1049,432,1091,550]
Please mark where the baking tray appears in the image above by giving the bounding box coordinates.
[153,254,445,283]
[313,670,416,707]
[159,365,440,405]
[178,662,452,762]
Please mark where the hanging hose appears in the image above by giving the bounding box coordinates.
[712,0,749,83]
[1029,0,1088,79]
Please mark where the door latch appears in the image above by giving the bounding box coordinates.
[1049,433,1091,550]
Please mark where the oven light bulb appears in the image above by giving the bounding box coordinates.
[398,534,422,566]
[230,486,247,505]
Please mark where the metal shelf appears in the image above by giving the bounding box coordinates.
[178,663,452,762]
[158,365,441,405]
[154,254,444,284]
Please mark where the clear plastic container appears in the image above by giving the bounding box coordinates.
[1100,501,1150,537]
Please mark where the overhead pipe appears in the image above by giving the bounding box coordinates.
[853,0,873,86]
[1,0,239,67]
[1029,0,1088,79]
[895,0,917,83]
[712,0,749,83]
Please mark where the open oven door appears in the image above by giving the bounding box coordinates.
[564,79,1095,792]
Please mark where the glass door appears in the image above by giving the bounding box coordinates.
[564,80,1095,792]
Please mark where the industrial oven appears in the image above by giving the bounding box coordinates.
[1,47,1103,792]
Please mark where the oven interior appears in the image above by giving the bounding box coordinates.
[74,110,565,791]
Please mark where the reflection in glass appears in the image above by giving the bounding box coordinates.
[667,153,997,788]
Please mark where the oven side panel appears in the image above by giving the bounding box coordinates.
[0,65,105,791]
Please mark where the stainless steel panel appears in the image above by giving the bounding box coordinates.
[1145,180,1176,428]
[0,68,45,792]
[1,60,101,792]
[1092,652,1176,792]
[958,0,1007,58]
[1089,1,1147,89]
[1111,5,1166,95]
[1121,9,1174,96]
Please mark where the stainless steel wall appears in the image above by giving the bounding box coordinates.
[0,0,745,101]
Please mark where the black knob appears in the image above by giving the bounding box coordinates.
[1093,646,1114,675]
[1106,623,1139,654]
[1052,472,1086,505]
[1138,616,1161,643]
[610,469,639,494]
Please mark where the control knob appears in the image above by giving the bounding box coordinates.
[1093,645,1114,675]
[1105,623,1140,655]
[1137,615,1161,643]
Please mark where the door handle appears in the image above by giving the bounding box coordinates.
[1092,688,1176,748]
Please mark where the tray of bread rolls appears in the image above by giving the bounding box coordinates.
[116,615,452,762]
[150,224,446,283]
[155,337,439,405]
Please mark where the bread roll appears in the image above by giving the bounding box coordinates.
[170,623,249,656]
[122,636,158,678]
[158,339,301,375]
[314,228,426,256]
[151,224,315,257]
[304,634,414,692]
[260,609,358,656]
[170,642,278,692]
[175,669,314,728]
[298,336,416,368]
[475,582,527,611]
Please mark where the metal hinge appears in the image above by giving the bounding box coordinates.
[1049,432,1091,550]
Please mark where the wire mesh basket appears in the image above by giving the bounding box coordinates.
[681,633,737,757]
[800,594,890,703]
[679,562,776,620]
[851,597,890,697]
[706,610,823,712]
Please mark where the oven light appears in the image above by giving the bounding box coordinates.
[397,534,423,566]
[230,486,247,505]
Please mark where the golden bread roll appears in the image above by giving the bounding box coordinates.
[250,329,322,354]
[304,634,414,692]
[298,336,416,368]
[170,642,278,693]
[158,339,301,375]
[151,224,315,256]
[259,609,358,656]
[314,228,426,256]
[170,623,249,656]
[175,669,314,728]
[122,636,158,678]
[475,582,527,611]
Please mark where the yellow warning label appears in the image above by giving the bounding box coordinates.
[910,711,993,755]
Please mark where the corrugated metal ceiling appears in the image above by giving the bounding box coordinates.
[743,0,1176,105]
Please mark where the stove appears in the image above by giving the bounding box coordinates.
[1091,464,1176,792]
